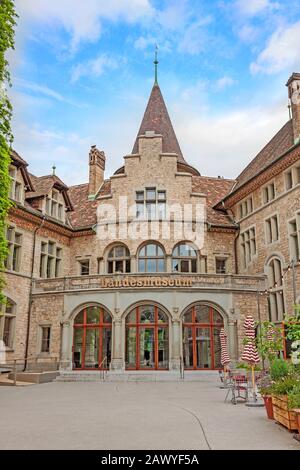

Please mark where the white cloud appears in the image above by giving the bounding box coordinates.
[71,54,119,82]
[174,100,288,179]
[235,0,280,17]
[178,17,213,55]
[214,76,236,91]
[134,36,156,50]
[251,20,300,74]
[16,0,154,52]
[15,78,79,106]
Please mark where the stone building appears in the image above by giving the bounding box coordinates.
[1,71,299,375]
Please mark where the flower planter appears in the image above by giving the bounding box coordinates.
[263,395,274,419]
[293,409,300,442]
[272,395,298,431]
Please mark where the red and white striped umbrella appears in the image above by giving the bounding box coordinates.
[220,328,231,367]
[241,315,260,365]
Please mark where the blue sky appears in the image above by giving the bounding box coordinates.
[8,0,300,185]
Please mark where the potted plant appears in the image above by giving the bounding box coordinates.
[287,383,300,440]
[271,369,299,431]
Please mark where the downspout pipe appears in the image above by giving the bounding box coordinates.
[222,201,240,274]
[23,216,45,371]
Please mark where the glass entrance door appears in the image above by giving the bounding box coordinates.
[73,306,112,370]
[183,304,224,370]
[125,305,169,370]
[139,328,155,369]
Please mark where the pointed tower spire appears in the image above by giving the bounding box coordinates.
[132,83,185,162]
[129,56,200,176]
[154,45,159,85]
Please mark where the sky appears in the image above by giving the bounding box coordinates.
[8,0,300,185]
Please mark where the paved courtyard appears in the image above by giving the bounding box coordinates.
[0,375,299,450]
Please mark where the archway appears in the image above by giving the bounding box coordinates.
[125,304,169,370]
[182,303,224,370]
[73,305,112,370]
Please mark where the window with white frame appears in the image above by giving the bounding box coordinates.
[138,243,165,273]
[262,182,275,205]
[40,326,51,353]
[172,243,197,273]
[241,227,257,267]
[285,165,300,191]
[5,226,22,272]
[107,245,130,273]
[45,189,64,222]
[9,166,23,202]
[265,215,279,244]
[135,188,166,220]
[289,216,300,263]
[215,257,227,274]
[0,299,16,349]
[39,241,62,278]
[238,197,253,219]
[78,259,90,276]
[267,258,285,322]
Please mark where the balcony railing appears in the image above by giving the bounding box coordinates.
[32,273,266,294]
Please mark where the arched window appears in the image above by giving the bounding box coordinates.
[73,305,112,369]
[172,243,197,273]
[0,298,16,349]
[125,304,169,370]
[267,257,285,322]
[138,243,165,273]
[107,245,130,274]
[182,303,224,370]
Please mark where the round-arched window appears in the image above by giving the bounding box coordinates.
[172,243,197,273]
[182,303,224,370]
[138,243,165,273]
[267,257,285,322]
[73,305,112,369]
[125,304,169,370]
[107,245,130,274]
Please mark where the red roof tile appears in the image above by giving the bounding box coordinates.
[192,176,236,226]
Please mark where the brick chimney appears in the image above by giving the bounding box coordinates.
[286,73,300,143]
[88,145,105,198]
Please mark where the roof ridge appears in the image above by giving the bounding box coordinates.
[236,120,292,182]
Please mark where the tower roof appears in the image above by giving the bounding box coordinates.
[132,83,186,163]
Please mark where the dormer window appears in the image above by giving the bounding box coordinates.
[9,166,23,203]
[45,189,65,222]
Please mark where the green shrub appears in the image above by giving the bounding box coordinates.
[288,384,300,410]
[270,358,289,381]
[271,376,297,395]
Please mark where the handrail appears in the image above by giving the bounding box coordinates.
[98,356,108,381]
[0,356,58,386]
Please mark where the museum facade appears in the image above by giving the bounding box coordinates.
[1,71,300,374]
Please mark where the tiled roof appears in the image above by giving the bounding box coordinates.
[26,174,68,199]
[192,176,236,226]
[11,149,28,167]
[132,84,186,163]
[232,120,294,192]
[68,181,111,229]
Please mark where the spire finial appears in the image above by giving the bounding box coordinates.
[52,164,56,176]
[154,44,159,85]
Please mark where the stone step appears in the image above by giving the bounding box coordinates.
[56,370,219,383]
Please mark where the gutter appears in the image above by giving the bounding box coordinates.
[23,216,45,371]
